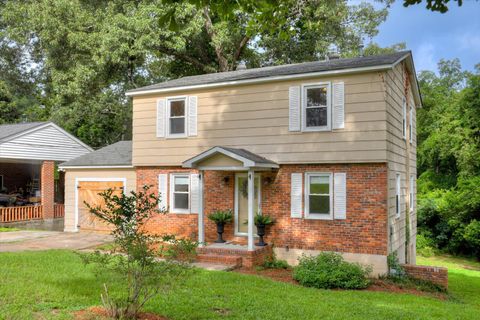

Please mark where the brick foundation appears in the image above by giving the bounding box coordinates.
[136,163,388,258]
[401,264,448,289]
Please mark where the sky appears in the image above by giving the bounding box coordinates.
[371,0,480,73]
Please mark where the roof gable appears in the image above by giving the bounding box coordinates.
[0,122,93,162]
[182,146,278,170]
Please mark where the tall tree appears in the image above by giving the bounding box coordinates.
[1,0,391,147]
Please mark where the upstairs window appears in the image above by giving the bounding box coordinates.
[302,84,331,131]
[167,97,187,137]
[409,106,413,144]
[410,175,414,212]
[305,173,332,219]
[170,174,190,213]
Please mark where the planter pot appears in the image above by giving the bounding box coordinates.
[215,223,226,243]
[255,224,267,246]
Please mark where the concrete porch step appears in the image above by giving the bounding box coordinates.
[196,253,243,268]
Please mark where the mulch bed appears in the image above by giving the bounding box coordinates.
[234,267,448,299]
[74,307,169,320]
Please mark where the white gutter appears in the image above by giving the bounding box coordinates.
[58,165,134,170]
[126,64,394,97]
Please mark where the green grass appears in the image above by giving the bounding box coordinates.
[417,254,480,307]
[0,227,20,232]
[0,251,479,319]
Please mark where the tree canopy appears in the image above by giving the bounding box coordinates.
[416,60,480,258]
[403,0,464,13]
[0,0,391,147]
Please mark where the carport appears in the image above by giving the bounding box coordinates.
[0,122,92,227]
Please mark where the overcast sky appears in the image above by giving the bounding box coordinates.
[371,0,480,73]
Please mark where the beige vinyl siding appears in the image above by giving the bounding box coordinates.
[385,62,417,264]
[132,72,388,166]
[63,168,137,232]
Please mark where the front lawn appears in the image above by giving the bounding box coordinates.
[0,251,479,319]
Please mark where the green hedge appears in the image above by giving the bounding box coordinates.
[293,252,372,290]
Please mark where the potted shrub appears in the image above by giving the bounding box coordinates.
[245,212,275,246]
[207,209,233,243]
[254,213,274,246]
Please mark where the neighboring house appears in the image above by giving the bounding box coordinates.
[60,51,420,274]
[0,122,92,225]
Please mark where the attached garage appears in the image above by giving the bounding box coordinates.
[76,180,125,232]
[59,141,135,232]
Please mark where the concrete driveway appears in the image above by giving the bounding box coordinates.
[0,230,112,252]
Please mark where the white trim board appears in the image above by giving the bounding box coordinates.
[74,177,127,232]
[126,64,396,96]
[59,165,134,170]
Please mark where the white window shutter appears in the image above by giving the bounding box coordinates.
[290,173,302,218]
[158,174,168,211]
[188,96,198,136]
[190,173,199,214]
[332,82,345,129]
[156,99,166,138]
[289,86,301,131]
[334,172,347,219]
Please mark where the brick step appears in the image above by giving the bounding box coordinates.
[196,253,243,267]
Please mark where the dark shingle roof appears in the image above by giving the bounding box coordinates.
[127,51,410,94]
[219,147,277,165]
[0,122,48,141]
[60,141,132,167]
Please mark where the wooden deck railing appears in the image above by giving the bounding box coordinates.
[54,203,65,218]
[0,205,43,223]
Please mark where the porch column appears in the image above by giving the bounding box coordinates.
[247,169,255,251]
[41,160,55,220]
[198,170,205,246]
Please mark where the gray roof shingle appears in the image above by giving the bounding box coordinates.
[0,122,48,141]
[219,147,277,165]
[127,51,410,94]
[60,141,132,167]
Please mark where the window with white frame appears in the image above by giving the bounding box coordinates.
[305,173,332,219]
[410,174,414,212]
[396,173,401,218]
[170,174,190,213]
[167,97,187,137]
[302,84,330,131]
[409,106,413,143]
[402,98,407,139]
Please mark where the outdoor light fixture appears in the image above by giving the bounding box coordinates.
[223,176,230,185]
[263,177,273,185]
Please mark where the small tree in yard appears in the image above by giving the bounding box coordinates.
[81,185,191,319]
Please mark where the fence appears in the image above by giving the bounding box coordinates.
[0,205,43,223]
[54,203,65,218]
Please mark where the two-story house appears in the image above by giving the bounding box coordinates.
[60,51,420,275]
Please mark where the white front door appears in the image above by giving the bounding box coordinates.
[234,173,261,236]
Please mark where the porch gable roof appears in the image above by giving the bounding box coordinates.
[182,146,278,170]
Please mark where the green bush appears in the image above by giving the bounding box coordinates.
[293,252,371,290]
[262,249,290,269]
[416,233,436,257]
[160,235,199,263]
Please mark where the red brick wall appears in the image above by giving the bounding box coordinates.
[41,161,55,219]
[136,163,388,256]
[136,167,199,239]
[262,163,388,255]
[401,264,448,289]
